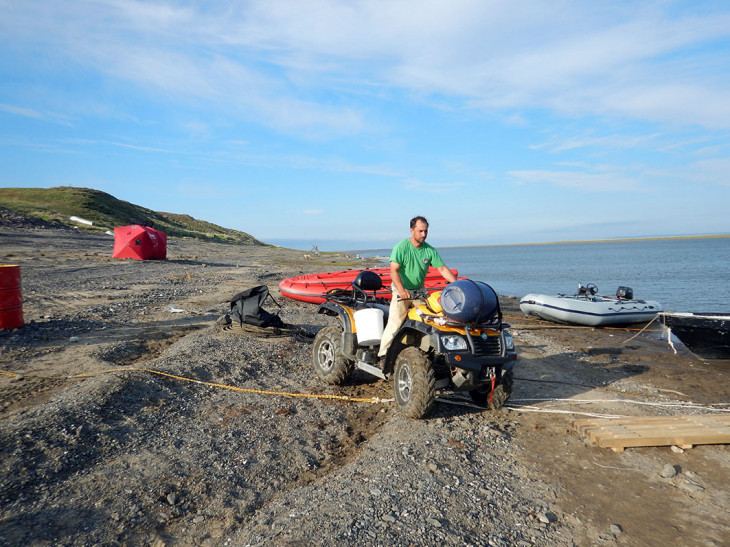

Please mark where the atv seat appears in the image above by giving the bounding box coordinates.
[353,270,383,292]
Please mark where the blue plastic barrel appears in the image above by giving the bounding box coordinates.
[440,279,498,323]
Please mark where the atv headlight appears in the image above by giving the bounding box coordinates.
[441,335,468,351]
[503,332,515,350]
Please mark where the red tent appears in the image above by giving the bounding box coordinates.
[112,225,167,260]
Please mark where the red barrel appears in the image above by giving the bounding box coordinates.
[0,264,24,329]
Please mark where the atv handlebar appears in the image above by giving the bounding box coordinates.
[398,288,430,301]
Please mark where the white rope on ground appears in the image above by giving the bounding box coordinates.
[503,404,626,419]
[509,397,730,412]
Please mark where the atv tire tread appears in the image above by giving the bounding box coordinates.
[393,347,436,419]
[312,325,355,384]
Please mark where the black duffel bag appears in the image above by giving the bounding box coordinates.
[228,285,284,329]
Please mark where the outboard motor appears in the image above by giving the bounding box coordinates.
[440,279,499,323]
[616,286,633,300]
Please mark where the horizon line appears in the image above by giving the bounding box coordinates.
[442,233,730,249]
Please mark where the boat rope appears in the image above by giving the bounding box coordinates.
[432,393,728,418]
[621,313,662,343]
[503,313,664,333]
[513,376,730,408]
[67,367,390,404]
[435,394,621,418]
[509,397,730,413]
[664,324,677,355]
[504,404,627,419]
[651,313,679,354]
[665,326,678,354]
[513,376,600,389]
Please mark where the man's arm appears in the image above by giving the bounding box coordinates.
[390,261,410,300]
[437,264,457,283]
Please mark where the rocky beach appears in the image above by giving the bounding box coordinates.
[1,220,728,546]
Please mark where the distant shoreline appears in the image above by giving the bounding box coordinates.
[443,233,730,249]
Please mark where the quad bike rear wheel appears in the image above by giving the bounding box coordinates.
[469,370,513,410]
[312,325,354,384]
[393,347,436,418]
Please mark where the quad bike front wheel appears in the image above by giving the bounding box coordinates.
[393,347,436,419]
[312,325,355,384]
[469,370,513,410]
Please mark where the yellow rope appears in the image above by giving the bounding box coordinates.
[70,367,385,404]
[0,370,18,378]
[622,314,662,344]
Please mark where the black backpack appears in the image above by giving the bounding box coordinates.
[228,285,284,329]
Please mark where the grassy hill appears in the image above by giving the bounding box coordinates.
[0,186,267,245]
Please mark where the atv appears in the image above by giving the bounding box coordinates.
[312,270,517,418]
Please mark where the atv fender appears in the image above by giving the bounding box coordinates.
[317,302,358,358]
[317,302,353,329]
[385,320,437,374]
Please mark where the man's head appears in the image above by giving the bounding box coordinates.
[409,216,429,247]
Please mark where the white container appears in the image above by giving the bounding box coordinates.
[353,308,384,346]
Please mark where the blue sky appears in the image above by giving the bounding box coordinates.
[1,1,729,251]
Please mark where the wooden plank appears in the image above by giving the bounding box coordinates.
[572,414,730,452]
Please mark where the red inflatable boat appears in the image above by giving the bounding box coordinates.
[278,267,460,304]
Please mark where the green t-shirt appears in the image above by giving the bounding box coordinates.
[390,239,445,290]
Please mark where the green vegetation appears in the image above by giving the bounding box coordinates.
[0,186,267,245]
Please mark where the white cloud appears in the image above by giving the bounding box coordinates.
[508,168,638,192]
[49,138,172,155]
[0,103,44,120]
[2,0,730,134]
[0,103,73,126]
[531,131,664,153]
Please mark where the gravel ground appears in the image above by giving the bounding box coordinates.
[1,219,728,546]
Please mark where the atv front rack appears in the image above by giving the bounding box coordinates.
[324,286,387,307]
[412,306,506,331]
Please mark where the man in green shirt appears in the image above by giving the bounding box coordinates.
[378,216,457,360]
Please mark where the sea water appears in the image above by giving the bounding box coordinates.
[355,238,730,312]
